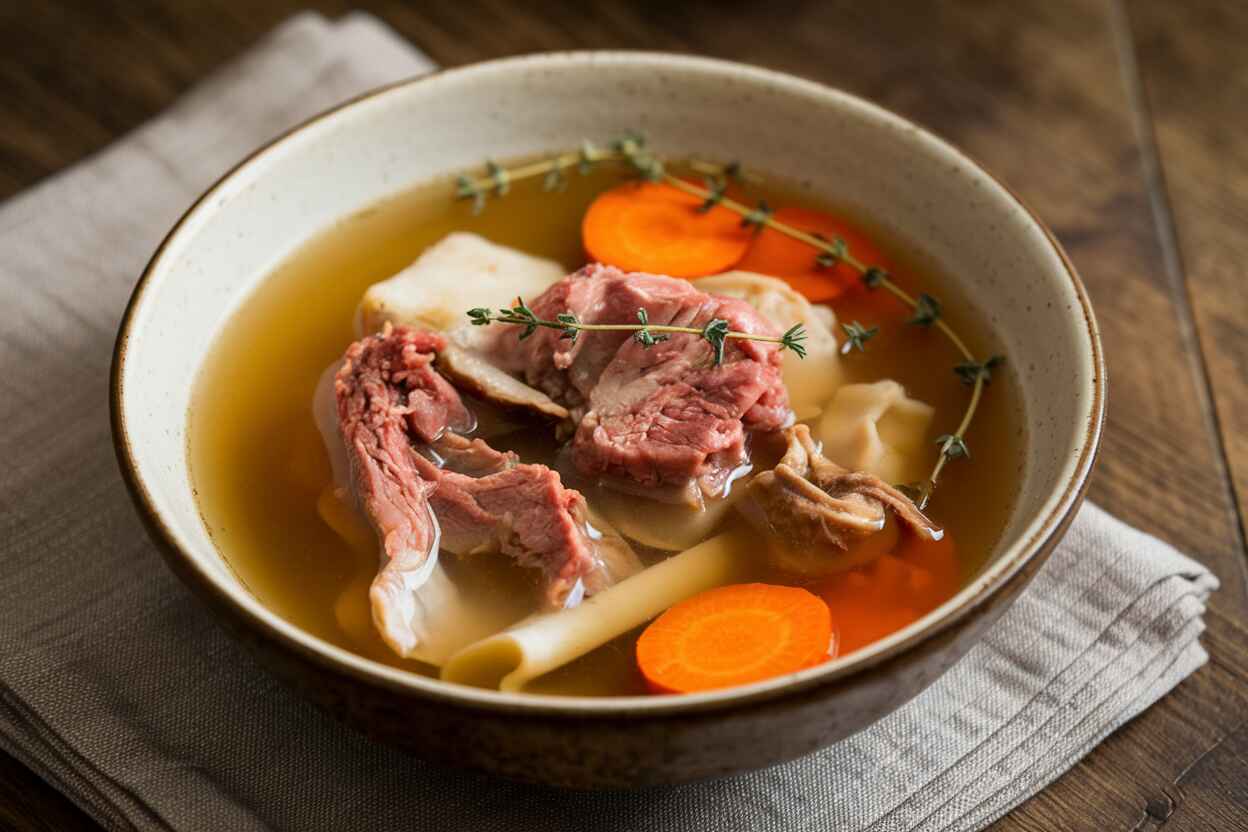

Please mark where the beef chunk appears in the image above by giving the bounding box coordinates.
[335,325,458,576]
[495,264,793,504]
[431,464,637,607]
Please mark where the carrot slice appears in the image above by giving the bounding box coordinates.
[636,583,832,694]
[816,529,959,658]
[582,181,753,278]
[735,205,892,302]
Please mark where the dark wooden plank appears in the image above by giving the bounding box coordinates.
[1125,0,1248,611]
[0,1,1244,830]
[1114,2,1248,826]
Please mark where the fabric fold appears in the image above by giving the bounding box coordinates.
[0,12,1218,832]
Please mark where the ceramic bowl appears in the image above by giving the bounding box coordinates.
[111,52,1104,788]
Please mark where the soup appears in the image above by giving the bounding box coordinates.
[190,157,1022,697]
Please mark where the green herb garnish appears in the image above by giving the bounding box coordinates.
[468,301,807,367]
[454,132,1007,508]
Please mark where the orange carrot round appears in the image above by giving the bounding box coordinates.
[636,583,832,694]
[582,181,753,278]
[735,205,892,302]
[816,529,959,658]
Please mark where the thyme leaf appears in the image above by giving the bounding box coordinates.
[543,158,567,192]
[701,318,730,365]
[908,293,942,327]
[840,320,879,354]
[935,433,970,461]
[698,177,727,213]
[781,323,808,359]
[455,175,486,215]
[633,307,671,347]
[955,355,1005,386]
[556,312,580,341]
[815,237,848,270]
[740,200,773,234]
[862,266,888,289]
[486,160,509,197]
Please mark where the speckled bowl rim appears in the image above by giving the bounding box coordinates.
[111,51,1105,718]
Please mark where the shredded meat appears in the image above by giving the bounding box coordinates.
[335,325,461,575]
[740,425,942,576]
[335,324,638,618]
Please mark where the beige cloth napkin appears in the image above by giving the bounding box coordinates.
[0,12,1219,832]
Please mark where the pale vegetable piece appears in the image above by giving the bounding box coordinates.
[354,230,569,420]
[818,380,934,485]
[438,336,569,421]
[694,271,842,416]
[588,480,747,552]
[355,231,565,336]
[440,533,754,691]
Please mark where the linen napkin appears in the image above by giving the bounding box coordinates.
[0,12,1219,832]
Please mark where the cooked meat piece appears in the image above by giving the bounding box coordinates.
[335,327,451,659]
[334,325,637,657]
[489,264,792,503]
[573,349,786,504]
[739,424,942,576]
[693,271,844,419]
[432,464,640,607]
[427,431,517,477]
[335,326,452,579]
[338,324,474,446]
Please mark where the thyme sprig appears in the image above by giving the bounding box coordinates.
[467,300,807,366]
[455,133,1005,508]
[453,138,744,216]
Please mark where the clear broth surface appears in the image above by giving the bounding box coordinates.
[189,166,1024,696]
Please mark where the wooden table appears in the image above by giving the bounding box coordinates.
[2,1,1245,829]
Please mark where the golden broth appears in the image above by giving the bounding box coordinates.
[189,166,1024,695]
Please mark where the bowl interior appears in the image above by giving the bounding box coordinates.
[114,52,1100,712]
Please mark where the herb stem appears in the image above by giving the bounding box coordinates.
[923,374,986,507]
[468,303,808,363]
[457,153,743,200]
[458,137,1001,508]
[535,320,790,346]
[662,174,975,361]
[495,154,599,182]
[662,171,986,507]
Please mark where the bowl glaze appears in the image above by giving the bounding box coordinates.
[111,52,1104,787]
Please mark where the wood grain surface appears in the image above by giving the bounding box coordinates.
[1,1,1245,829]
